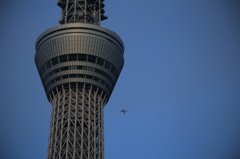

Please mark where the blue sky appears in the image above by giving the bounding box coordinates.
[1,1,240,159]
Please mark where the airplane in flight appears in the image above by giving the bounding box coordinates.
[120,109,127,114]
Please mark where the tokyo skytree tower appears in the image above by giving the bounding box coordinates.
[35,0,124,159]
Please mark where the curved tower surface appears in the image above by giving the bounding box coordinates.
[35,1,124,159]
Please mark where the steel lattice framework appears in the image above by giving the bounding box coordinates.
[35,1,124,159]
[58,0,107,25]
[48,83,106,159]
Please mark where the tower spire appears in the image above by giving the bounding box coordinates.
[57,0,108,25]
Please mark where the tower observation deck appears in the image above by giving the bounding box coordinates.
[35,1,124,159]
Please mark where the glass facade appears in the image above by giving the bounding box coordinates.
[42,65,114,84]
[40,54,118,77]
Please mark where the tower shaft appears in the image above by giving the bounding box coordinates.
[48,83,105,159]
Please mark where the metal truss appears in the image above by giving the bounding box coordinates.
[57,0,107,25]
[48,83,107,159]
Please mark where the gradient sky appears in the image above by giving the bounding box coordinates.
[1,1,240,159]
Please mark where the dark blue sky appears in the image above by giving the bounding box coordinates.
[1,1,240,159]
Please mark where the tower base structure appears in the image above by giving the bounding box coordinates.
[35,23,124,159]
